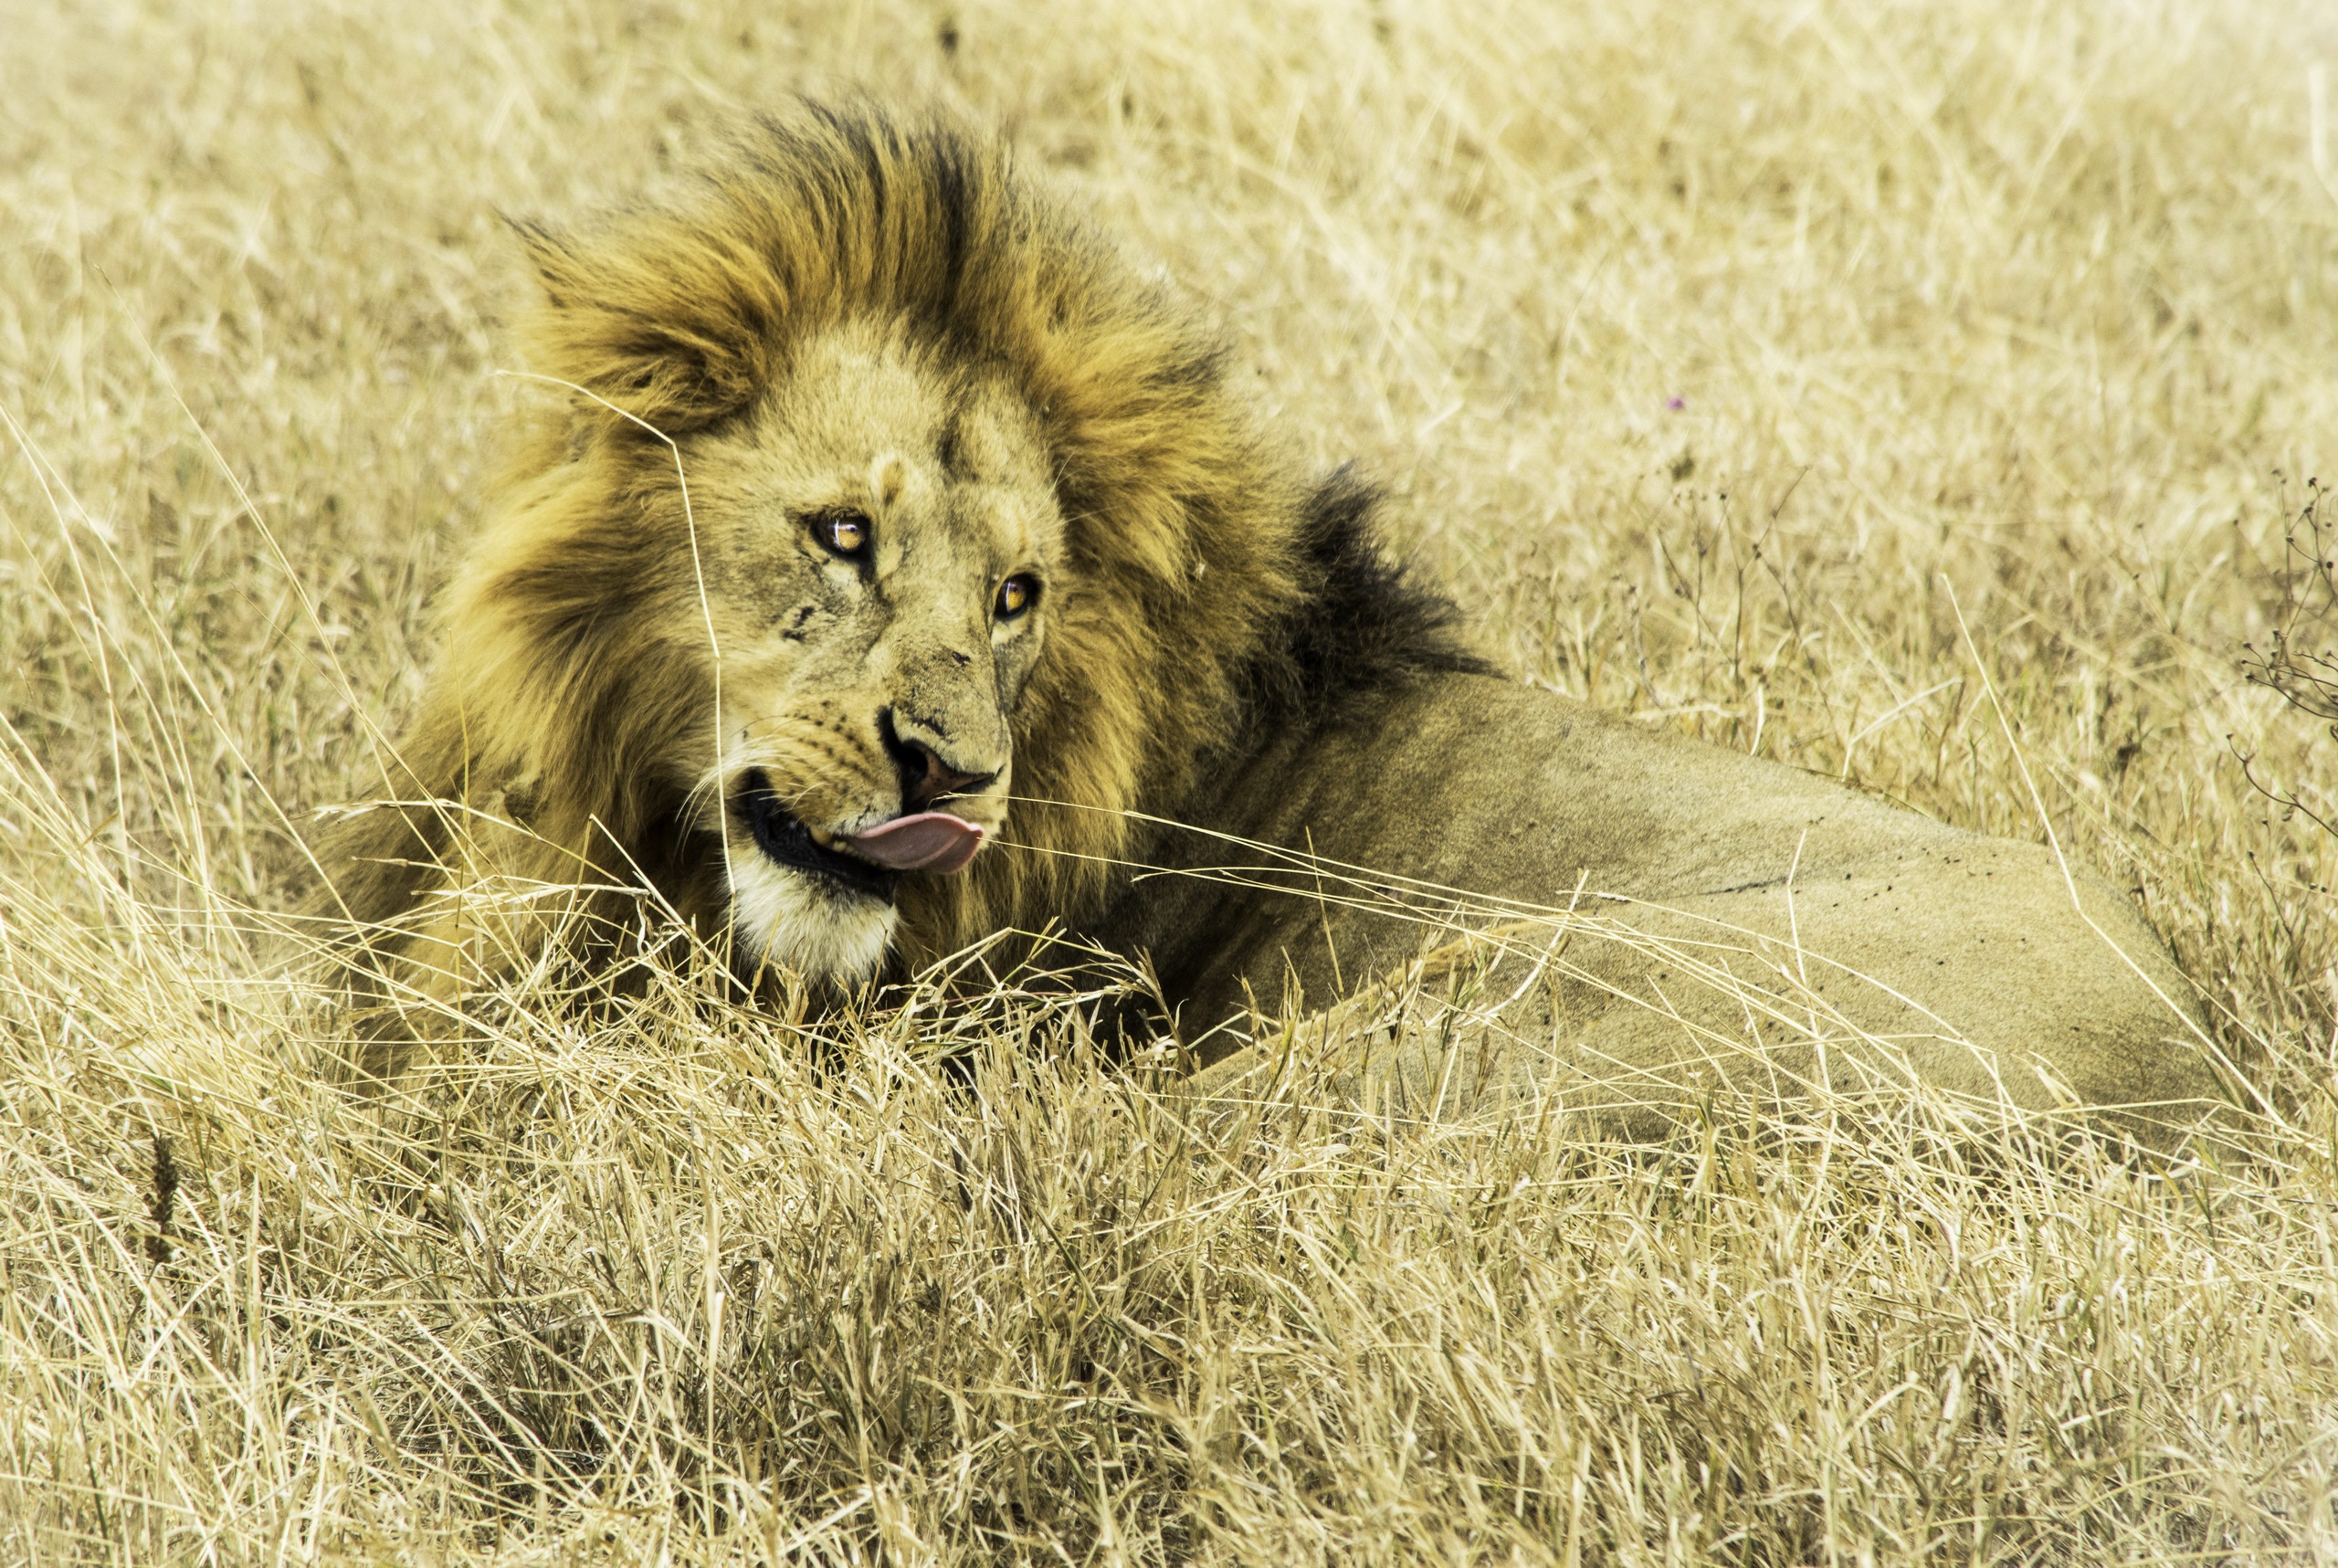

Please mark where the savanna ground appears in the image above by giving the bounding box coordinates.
[4,0,2338,1562]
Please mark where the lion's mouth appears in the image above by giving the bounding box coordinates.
[735,772,900,901]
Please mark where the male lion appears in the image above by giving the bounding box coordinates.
[325,102,2225,1136]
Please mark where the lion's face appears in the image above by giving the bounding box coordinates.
[677,320,1064,978]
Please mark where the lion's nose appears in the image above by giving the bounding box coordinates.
[879,710,999,812]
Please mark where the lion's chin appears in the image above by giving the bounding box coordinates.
[725,848,897,982]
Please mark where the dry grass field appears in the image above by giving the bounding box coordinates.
[5,0,2338,1561]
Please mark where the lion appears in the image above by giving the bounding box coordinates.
[322,100,2227,1138]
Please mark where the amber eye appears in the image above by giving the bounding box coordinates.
[995,574,1039,619]
[810,510,871,558]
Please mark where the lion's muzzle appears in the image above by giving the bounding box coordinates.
[879,708,999,813]
[733,765,989,903]
[735,772,901,900]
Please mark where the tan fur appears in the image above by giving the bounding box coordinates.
[321,101,2226,1136]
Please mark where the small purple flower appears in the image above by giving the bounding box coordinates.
[1665,396,1686,411]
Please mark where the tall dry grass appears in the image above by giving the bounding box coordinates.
[4,0,2338,1561]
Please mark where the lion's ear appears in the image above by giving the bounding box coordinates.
[507,216,785,434]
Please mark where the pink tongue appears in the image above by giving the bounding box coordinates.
[844,812,987,874]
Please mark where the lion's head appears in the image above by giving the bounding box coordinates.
[327,101,1375,1005]
[658,321,1063,976]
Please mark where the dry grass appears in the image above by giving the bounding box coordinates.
[5,0,2338,1560]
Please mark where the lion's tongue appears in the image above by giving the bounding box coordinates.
[844,813,986,874]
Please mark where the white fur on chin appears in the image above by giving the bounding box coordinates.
[725,847,896,981]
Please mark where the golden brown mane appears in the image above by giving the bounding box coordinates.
[322,100,1474,982]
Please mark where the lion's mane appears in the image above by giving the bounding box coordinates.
[323,101,1480,987]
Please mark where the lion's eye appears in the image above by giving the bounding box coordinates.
[995,574,1039,619]
[811,510,871,559]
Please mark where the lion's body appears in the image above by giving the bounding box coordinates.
[1101,674,2217,1133]
[324,102,2222,1132]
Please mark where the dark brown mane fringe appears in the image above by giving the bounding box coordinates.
[1236,466,1492,739]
